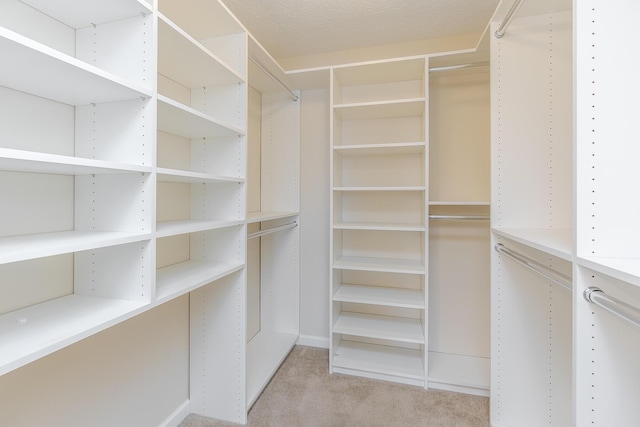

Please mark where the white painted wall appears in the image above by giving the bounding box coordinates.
[0,296,190,427]
[298,88,331,347]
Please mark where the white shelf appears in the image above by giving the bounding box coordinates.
[334,59,425,86]
[333,98,426,120]
[427,351,490,396]
[492,227,573,261]
[156,261,244,303]
[333,340,424,381]
[158,14,244,89]
[0,148,151,176]
[158,95,245,138]
[333,312,424,344]
[246,330,298,408]
[0,27,152,106]
[156,219,244,238]
[334,142,426,156]
[334,186,426,192]
[577,256,640,288]
[0,231,151,265]
[0,294,148,376]
[246,211,299,223]
[157,168,244,184]
[333,256,425,274]
[429,201,491,206]
[333,221,425,231]
[20,0,152,29]
[333,284,425,309]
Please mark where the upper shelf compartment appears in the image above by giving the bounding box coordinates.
[333,58,426,105]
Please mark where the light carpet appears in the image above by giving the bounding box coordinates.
[179,345,489,427]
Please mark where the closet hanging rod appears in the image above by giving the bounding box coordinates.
[584,287,640,328]
[495,0,526,38]
[247,221,298,240]
[248,52,299,101]
[494,243,572,291]
[429,61,490,73]
[428,214,490,221]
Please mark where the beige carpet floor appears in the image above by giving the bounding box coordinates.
[179,345,489,427]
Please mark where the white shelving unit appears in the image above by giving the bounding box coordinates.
[330,57,429,387]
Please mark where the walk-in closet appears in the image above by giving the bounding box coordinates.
[0,0,639,426]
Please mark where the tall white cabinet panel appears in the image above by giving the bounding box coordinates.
[490,5,573,427]
[330,58,429,386]
[0,0,154,376]
[574,1,640,425]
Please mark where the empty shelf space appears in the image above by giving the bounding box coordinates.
[333,341,424,381]
[333,312,424,344]
[334,142,426,156]
[157,168,244,184]
[0,148,151,175]
[19,0,152,29]
[0,27,151,106]
[246,330,298,408]
[157,95,245,138]
[0,293,148,376]
[333,256,425,274]
[429,201,490,206]
[577,256,640,288]
[333,98,426,120]
[492,227,573,261]
[158,14,244,88]
[156,260,244,303]
[428,351,490,396]
[0,231,151,265]
[156,219,244,238]
[247,211,299,223]
[334,186,426,192]
[333,221,425,231]
[333,284,425,309]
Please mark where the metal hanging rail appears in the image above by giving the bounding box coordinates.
[248,52,299,101]
[247,221,298,240]
[495,0,526,38]
[428,215,490,221]
[429,61,490,73]
[584,287,640,328]
[495,243,572,291]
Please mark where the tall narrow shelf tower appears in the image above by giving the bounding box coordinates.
[330,58,429,386]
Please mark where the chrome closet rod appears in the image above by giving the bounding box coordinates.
[247,221,298,240]
[429,61,490,73]
[584,287,640,328]
[495,0,526,38]
[494,243,572,291]
[248,52,299,101]
[428,214,490,220]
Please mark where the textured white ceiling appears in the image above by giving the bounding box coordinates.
[222,0,500,60]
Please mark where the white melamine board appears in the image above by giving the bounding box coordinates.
[334,99,425,120]
[334,186,426,192]
[333,222,424,231]
[191,136,246,179]
[247,86,261,213]
[0,294,148,376]
[0,148,151,175]
[0,28,151,106]
[335,191,424,225]
[333,340,424,380]
[157,168,244,184]
[333,312,424,344]
[336,115,424,147]
[427,351,489,394]
[191,84,247,132]
[156,261,244,303]
[577,257,640,289]
[334,256,425,274]
[19,0,151,29]
[334,142,425,156]
[158,15,243,88]
[0,231,150,265]
[156,219,244,238]
[335,152,423,188]
[203,32,247,79]
[159,0,244,41]
[429,201,490,206]
[246,330,297,408]
[333,284,424,309]
[246,211,298,223]
[334,59,425,86]
[158,95,245,138]
[492,227,572,261]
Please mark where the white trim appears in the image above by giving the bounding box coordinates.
[297,334,330,349]
[158,399,191,427]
